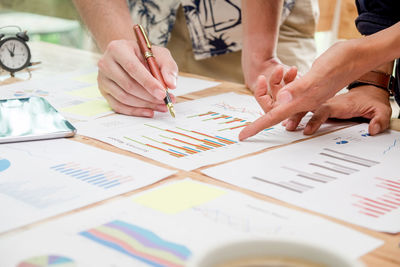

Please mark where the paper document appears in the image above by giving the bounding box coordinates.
[0,179,382,267]
[0,139,175,233]
[77,93,352,170]
[203,124,400,233]
[0,69,219,121]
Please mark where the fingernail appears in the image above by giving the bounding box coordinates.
[286,121,296,131]
[371,124,380,135]
[155,89,166,100]
[277,91,292,105]
[304,125,312,134]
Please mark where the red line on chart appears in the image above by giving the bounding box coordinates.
[173,138,210,151]
[162,142,197,154]
[191,130,235,145]
[376,177,400,186]
[359,211,380,218]
[377,185,400,193]
[146,144,183,158]
[359,201,391,212]
[353,204,384,215]
[225,118,242,124]
[166,130,222,147]
[378,197,400,206]
[353,194,396,209]
[229,123,250,130]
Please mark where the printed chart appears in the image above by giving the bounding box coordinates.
[17,255,76,267]
[203,124,400,233]
[78,93,351,170]
[0,179,382,267]
[0,69,113,120]
[0,139,174,233]
[0,157,10,172]
[0,68,220,121]
[80,220,191,267]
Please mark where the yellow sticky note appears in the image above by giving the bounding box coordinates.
[133,180,226,214]
[67,85,102,99]
[74,72,98,84]
[61,99,112,117]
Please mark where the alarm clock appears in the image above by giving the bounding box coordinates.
[0,30,31,76]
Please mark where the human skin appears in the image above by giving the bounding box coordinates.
[74,0,290,117]
[239,22,400,141]
[73,0,177,117]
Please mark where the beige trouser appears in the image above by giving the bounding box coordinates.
[167,0,319,84]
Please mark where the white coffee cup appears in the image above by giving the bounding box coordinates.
[187,237,365,267]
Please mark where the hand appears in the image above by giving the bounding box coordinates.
[252,65,298,114]
[285,85,392,136]
[239,65,298,140]
[239,40,376,140]
[243,56,292,93]
[97,39,178,117]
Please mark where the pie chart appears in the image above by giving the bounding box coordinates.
[0,158,10,172]
[17,255,76,267]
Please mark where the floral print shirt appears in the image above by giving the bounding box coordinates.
[128,0,295,60]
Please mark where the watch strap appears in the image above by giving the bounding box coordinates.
[347,71,394,95]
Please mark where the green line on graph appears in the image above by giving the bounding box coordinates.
[124,136,146,145]
[144,123,164,131]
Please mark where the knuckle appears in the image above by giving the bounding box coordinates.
[125,61,139,76]
[107,40,120,51]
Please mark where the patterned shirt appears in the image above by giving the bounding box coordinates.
[128,0,295,60]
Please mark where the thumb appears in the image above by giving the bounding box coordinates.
[368,111,390,135]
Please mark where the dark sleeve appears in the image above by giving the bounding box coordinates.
[355,0,400,35]
[355,0,400,108]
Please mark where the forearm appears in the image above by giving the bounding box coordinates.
[241,0,283,64]
[303,22,400,96]
[73,0,135,51]
[355,22,400,74]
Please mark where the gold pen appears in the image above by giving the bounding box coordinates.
[134,24,175,118]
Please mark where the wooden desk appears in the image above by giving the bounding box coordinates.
[1,42,399,267]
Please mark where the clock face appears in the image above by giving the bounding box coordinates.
[0,38,30,72]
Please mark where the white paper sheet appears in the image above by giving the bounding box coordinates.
[173,75,220,96]
[0,139,175,233]
[0,179,382,267]
[203,124,400,233]
[0,69,220,121]
[77,93,352,170]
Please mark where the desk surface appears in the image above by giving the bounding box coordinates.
[1,42,400,267]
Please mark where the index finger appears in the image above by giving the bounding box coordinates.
[239,101,299,141]
[111,44,167,100]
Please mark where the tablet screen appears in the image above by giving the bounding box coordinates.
[0,97,76,143]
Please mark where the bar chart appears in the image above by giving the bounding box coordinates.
[123,123,237,159]
[353,177,400,218]
[50,162,134,189]
[203,124,400,232]
[77,93,351,170]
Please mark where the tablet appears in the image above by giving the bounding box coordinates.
[0,96,76,143]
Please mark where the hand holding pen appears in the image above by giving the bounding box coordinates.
[134,24,176,117]
[96,25,178,117]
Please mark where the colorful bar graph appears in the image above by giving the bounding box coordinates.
[352,177,400,218]
[122,124,238,159]
[80,220,191,267]
[50,162,134,189]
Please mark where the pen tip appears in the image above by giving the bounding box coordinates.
[169,107,176,118]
